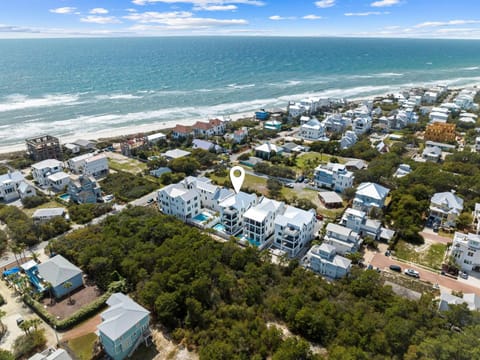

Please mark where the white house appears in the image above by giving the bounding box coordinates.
[340,131,358,149]
[450,232,480,272]
[323,114,351,133]
[274,206,316,258]
[32,159,63,187]
[232,127,248,144]
[146,132,167,144]
[340,207,382,240]
[162,149,191,161]
[423,91,439,104]
[324,223,362,255]
[429,112,449,123]
[288,103,307,118]
[157,183,201,221]
[304,243,351,279]
[0,171,28,202]
[255,142,283,160]
[83,154,109,178]
[219,192,258,235]
[422,146,442,163]
[68,153,95,174]
[243,198,285,247]
[299,119,328,141]
[47,171,71,191]
[353,182,390,213]
[314,163,354,193]
[353,117,372,135]
[393,164,412,178]
[429,191,464,227]
[32,207,67,224]
[184,177,234,212]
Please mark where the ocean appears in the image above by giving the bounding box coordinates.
[1,36,480,150]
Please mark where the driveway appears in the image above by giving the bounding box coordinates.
[370,252,480,296]
[0,278,58,351]
[420,230,453,245]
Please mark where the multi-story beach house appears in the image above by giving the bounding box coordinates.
[31,159,63,187]
[314,163,354,193]
[299,119,328,141]
[324,223,362,255]
[184,176,234,212]
[429,191,464,228]
[219,192,258,235]
[172,125,194,139]
[353,117,372,135]
[47,171,71,192]
[98,293,150,360]
[68,175,102,204]
[274,206,316,257]
[340,207,382,240]
[243,198,285,246]
[450,232,480,272]
[0,171,33,202]
[192,119,225,138]
[68,153,109,178]
[25,135,63,161]
[304,243,351,279]
[340,130,358,149]
[157,183,201,221]
[352,182,390,213]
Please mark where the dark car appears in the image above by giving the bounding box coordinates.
[296,176,305,183]
[389,264,402,272]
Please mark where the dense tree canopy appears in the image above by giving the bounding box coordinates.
[49,207,478,359]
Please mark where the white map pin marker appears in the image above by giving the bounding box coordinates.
[230,166,245,194]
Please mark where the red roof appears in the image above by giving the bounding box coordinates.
[173,125,192,133]
[209,118,222,126]
[192,121,213,131]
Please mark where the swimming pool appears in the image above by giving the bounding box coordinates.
[193,213,209,222]
[59,193,70,202]
[213,223,226,232]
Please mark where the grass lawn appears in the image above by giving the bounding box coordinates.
[296,152,347,170]
[209,172,268,195]
[108,159,147,174]
[22,200,64,216]
[395,241,447,270]
[68,333,97,360]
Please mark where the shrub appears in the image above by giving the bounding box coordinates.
[21,196,48,209]
[68,203,113,224]
[13,329,46,359]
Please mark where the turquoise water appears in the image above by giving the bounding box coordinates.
[213,223,226,232]
[193,213,210,222]
[59,193,70,201]
[2,37,480,147]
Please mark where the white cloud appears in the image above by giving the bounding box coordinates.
[303,15,322,20]
[269,15,296,21]
[193,4,238,11]
[344,11,389,16]
[414,19,480,28]
[49,7,76,14]
[315,0,335,8]
[371,0,400,7]
[89,8,109,14]
[132,0,264,6]
[126,8,138,12]
[80,16,121,24]
[124,11,247,29]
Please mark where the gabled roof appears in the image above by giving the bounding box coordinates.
[18,181,32,193]
[98,293,149,341]
[37,255,82,288]
[275,206,315,228]
[173,125,192,133]
[431,191,464,212]
[326,223,355,238]
[255,143,282,153]
[219,191,257,211]
[192,139,214,151]
[0,171,24,184]
[355,182,389,201]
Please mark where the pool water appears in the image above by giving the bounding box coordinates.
[213,223,226,232]
[59,193,70,201]
[193,213,210,222]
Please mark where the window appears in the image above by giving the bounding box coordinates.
[468,251,475,257]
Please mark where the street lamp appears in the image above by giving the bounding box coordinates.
[53,325,59,346]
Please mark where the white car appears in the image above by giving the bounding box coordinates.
[404,268,420,278]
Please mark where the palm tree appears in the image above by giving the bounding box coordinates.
[44,281,54,305]
[0,309,6,334]
[63,281,73,305]
[9,243,21,267]
[29,318,41,332]
[19,320,30,335]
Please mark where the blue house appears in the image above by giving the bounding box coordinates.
[98,293,150,360]
[37,255,83,299]
[67,175,102,204]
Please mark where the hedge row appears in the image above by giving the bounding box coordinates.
[23,292,110,331]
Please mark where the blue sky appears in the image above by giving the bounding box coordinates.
[2,0,480,38]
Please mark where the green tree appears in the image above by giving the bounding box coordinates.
[267,178,283,199]
[63,281,73,305]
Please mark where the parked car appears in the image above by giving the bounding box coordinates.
[15,315,24,326]
[285,183,294,188]
[146,198,154,204]
[385,250,391,256]
[389,264,402,272]
[460,271,468,279]
[404,268,420,278]
[367,264,373,270]
[296,176,304,183]
[316,214,323,221]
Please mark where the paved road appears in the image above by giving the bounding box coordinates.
[419,230,453,245]
[371,252,480,296]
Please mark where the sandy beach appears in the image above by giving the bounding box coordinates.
[0,111,254,155]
